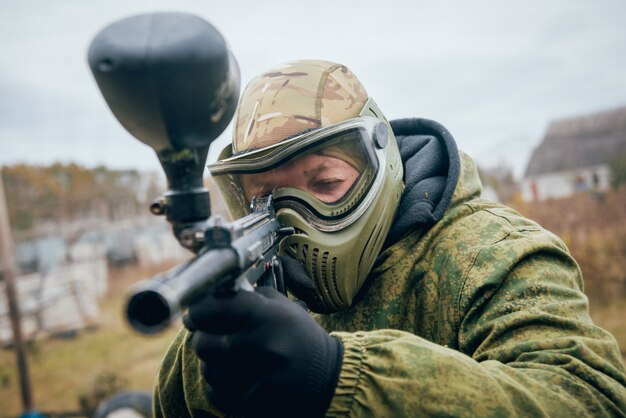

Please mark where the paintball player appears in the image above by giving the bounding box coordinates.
[154,60,626,417]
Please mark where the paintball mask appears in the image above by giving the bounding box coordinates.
[208,60,403,312]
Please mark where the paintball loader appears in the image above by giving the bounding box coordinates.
[88,12,291,334]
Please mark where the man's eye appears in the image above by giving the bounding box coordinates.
[312,178,344,191]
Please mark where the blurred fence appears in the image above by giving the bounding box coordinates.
[0,261,106,344]
[0,217,188,345]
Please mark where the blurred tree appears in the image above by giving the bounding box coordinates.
[609,152,626,189]
[477,163,520,204]
[0,163,160,237]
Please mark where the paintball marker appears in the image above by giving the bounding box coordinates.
[88,12,291,334]
[125,195,294,334]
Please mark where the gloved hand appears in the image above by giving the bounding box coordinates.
[277,255,334,314]
[184,286,343,418]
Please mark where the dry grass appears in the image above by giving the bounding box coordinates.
[0,263,180,417]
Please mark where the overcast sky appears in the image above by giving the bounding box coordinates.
[1,0,625,179]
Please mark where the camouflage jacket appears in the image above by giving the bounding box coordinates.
[154,149,626,417]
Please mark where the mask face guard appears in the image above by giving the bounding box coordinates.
[209,99,391,232]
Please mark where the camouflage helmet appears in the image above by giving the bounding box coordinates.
[208,59,403,312]
[231,60,369,152]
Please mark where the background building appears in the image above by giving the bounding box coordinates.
[522,106,626,201]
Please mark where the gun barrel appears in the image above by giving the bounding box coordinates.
[126,248,238,334]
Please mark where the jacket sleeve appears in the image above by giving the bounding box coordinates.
[326,218,626,417]
[153,328,226,418]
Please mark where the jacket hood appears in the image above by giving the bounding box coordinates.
[386,118,481,245]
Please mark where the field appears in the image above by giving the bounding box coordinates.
[0,189,625,416]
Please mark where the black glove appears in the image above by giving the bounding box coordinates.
[184,286,343,418]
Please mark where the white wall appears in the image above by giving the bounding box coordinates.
[521,164,611,201]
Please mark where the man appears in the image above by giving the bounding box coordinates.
[154,60,626,417]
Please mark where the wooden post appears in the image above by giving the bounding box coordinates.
[0,170,35,413]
